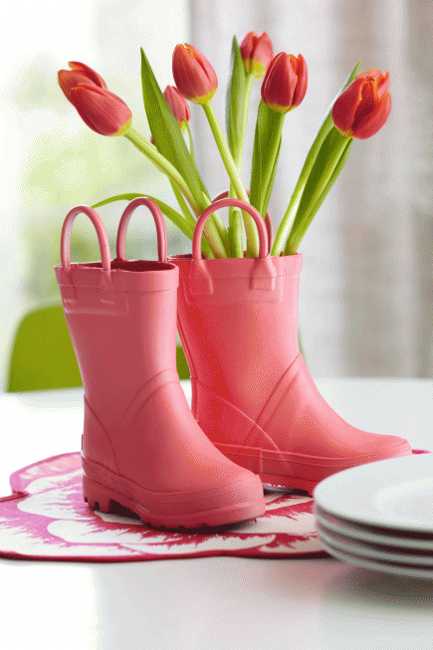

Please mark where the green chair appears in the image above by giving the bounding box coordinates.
[6,304,190,392]
[176,345,190,382]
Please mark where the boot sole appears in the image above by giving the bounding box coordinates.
[82,464,265,530]
[214,441,412,496]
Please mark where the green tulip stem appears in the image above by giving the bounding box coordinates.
[185,122,195,159]
[125,126,197,212]
[169,183,214,258]
[229,73,254,258]
[202,102,259,257]
[170,182,196,229]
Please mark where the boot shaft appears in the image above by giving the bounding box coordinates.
[55,259,178,414]
[55,202,179,421]
[173,254,302,402]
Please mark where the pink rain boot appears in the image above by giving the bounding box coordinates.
[172,198,412,495]
[55,199,265,528]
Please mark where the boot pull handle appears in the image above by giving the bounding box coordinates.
[190,198,276,296]
[61,205,111,275]
[192,198,269,260]
[212,191,273,255]
[116,198,167,263]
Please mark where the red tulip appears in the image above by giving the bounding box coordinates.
[172,44,217,104]
[261,52,308,112]
[58,61,132,136]
[332,69,391,139]
[163,85,190,128]
[240,32,273,78]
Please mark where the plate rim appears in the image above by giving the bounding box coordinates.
[321,539,433,580]
[318,523,433,566]
[315,511,433,551]
[314,454,433,533]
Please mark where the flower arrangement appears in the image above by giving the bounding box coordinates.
[58,32,391,259]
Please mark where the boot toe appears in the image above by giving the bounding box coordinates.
[363,432,412,461]
[181,466,266,528]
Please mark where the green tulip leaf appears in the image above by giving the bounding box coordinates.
[263,137,281,215]
[93,192,147,209]
[297,138,353,241]
[285,128,352,252]
[249,101,285,217]
[140,49,209,212]
[226,36,248,162]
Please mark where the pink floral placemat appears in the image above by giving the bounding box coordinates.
[0,453,323,562]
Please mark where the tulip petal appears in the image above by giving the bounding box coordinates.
[352,93,391,139]
[194,47,218,88]
[164,85,190,124]
[377,71,390,97]
[253,33,273,67]
[240,32,255,64]
[357,69,390,99]
[262,52,297,111]
[58,61,107,101]
[175,51,210,99]
[58,69,96,99]
[353,79,376,126]
[332,77,365,135]
[241,32,273,77]
[68,61,107,88]
[69,84,131,135]
[172,44,217,103]
[292,54,308,106]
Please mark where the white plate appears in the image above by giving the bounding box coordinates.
[320,538,433,580]
[314,453,433,533]
[316,510,433,551]
[318,521,433,566]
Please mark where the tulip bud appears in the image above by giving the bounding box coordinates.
[240,32,273,78]
[172,44,217,104]
[58,61,107,97]
[163,85,190,128]
[332,69,391,139]
[58,61,132,136]
[261,52,308,113]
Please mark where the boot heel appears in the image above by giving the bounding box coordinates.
[83,475,113,513]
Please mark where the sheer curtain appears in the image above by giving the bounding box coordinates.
[190,0,432,378]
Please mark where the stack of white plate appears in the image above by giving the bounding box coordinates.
[314,453,433,580]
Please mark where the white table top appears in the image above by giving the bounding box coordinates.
[0,379,432,650]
